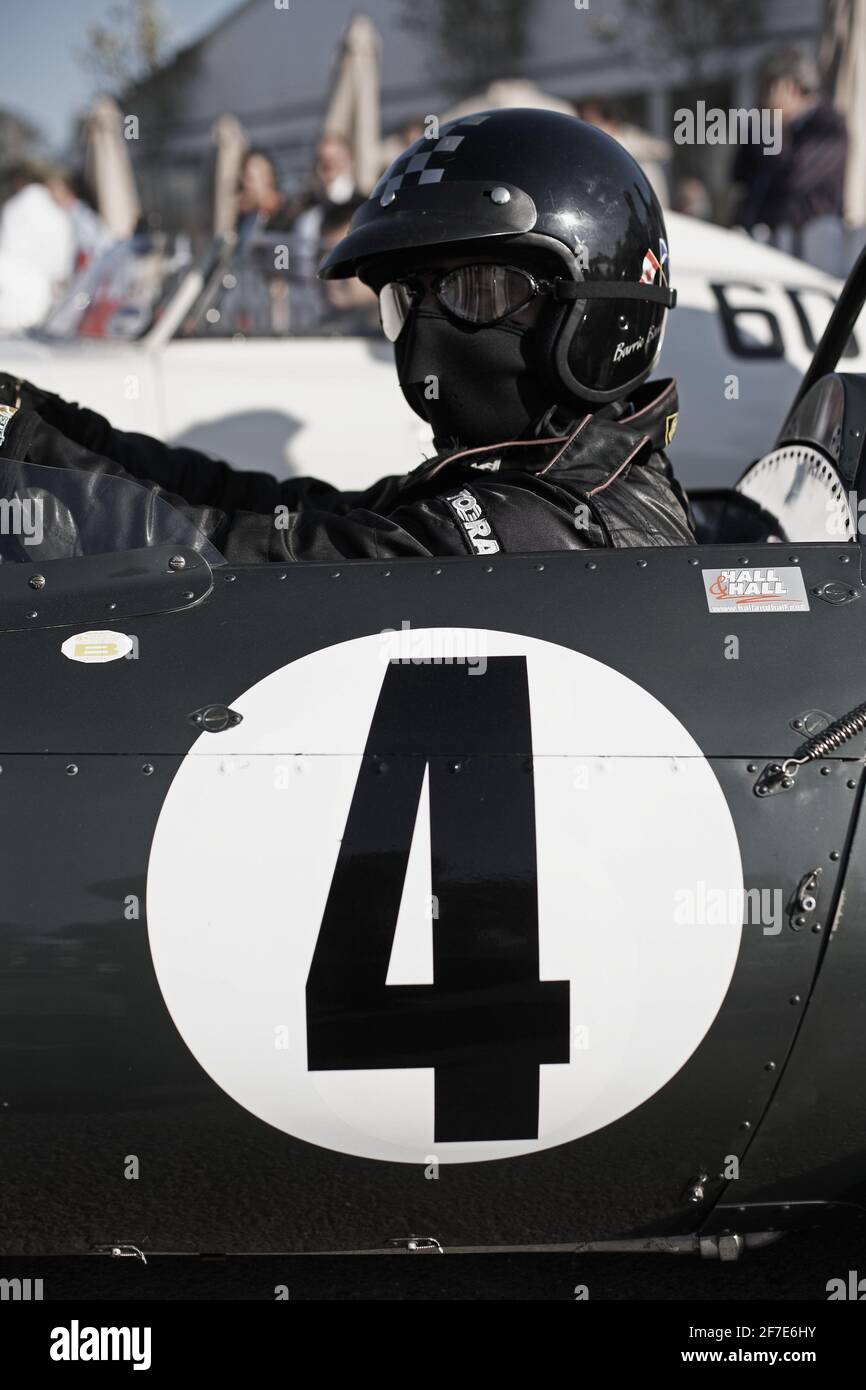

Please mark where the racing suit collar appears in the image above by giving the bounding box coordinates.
[411,377,679,484]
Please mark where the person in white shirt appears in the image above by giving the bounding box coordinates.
[0,164,75,332]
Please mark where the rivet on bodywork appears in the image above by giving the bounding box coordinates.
[66,764,78,776]
[28,574,45,590]
[168,555,186,571]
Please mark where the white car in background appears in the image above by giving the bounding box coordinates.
[1,215,864,493]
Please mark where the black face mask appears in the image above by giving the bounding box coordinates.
[394,305,559,450]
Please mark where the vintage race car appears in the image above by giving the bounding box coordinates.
[0,215,864,494]
[1,243,866,1263]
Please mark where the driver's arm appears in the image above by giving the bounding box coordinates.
[0,374,342,516]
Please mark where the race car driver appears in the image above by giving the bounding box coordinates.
[0,109,695,562]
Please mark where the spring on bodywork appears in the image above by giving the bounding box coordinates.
[782,698,866,778]
[755,698,866,796]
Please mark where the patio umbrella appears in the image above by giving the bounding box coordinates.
[442,78,576,122]
[821,0,866,226]
[83,95,141,239]
[379,78,577,173]
[322,12,382,195]
[212,114,249,236]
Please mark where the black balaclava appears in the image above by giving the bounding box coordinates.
[394,300,564,450]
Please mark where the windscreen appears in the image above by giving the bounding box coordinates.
[0,458,225,565]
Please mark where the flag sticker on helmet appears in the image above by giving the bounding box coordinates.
[640,248,662,285]
[443,487,501,555]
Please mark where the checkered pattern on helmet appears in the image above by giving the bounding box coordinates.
[371,114,492,202]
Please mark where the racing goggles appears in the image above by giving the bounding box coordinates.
[378,262,676,342]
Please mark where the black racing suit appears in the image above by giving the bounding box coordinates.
[0,374,694,561]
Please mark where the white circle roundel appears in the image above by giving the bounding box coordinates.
[147,628,743,1165]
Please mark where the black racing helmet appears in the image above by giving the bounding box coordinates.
[319,108,676,404]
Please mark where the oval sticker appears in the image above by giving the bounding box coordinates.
[61,630,134,664]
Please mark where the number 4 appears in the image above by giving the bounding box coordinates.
[306,658,570,1143]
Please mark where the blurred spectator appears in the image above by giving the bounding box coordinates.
[0,161,75,331]
[48,170,114,273]
[319,203,378,333]
[672,176,712,220]
[235,149,292,240]
[732,47,847,242]
[289,133,365,328]
[379,118,429,174]
[399,119,426,146]
[580,99,671,206]
[290,133,364,251]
